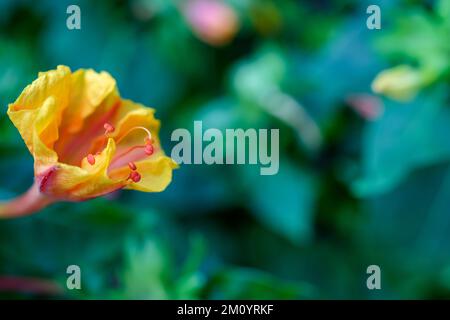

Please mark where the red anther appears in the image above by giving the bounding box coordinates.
[87,154,95,165]
[129,171,141,183]
[144,144,154,155]
[104,122,115,133]
[128,162,137,171]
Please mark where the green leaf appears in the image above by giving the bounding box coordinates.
[119,235,206,299]
[206,267,316,299]
[242,159,318,245]
[353,90,450,196]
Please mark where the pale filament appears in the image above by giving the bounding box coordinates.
[110,145,145,164]
[115,126,152,145]
[108,126,154,168]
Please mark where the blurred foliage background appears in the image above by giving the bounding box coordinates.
[0,0,449,299]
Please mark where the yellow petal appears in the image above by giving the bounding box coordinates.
[126,155,177,192]
[31,97,60,170]
[7,65,71,158]
[110,99,160,146]
[109,151,178,192]
[39,138,126,200]
[60,69,118,135]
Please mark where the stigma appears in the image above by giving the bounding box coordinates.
[87,154,95,165]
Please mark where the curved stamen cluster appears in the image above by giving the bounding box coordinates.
[84,123,154,184]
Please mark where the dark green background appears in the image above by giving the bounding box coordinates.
[0,0,449,299]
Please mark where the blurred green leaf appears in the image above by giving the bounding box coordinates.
[353,90,450,196]
[242,160,318,245]
[119,235,206,299]
[206,267,316,299]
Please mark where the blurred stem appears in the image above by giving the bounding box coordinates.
[0,183,53,219]
[260,89,322,152]
[0,276,62,296]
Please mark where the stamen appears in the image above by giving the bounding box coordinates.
[128,162,137,171]
[145,137,153,144]
[111,145,145,165]
[108,126,156,169]
[129,171,141,183]
[144,143,154,155]
[87,154,95,165]
[116,126,152,145]
[104,122,115,134]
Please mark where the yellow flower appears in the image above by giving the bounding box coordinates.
[371,65,423,102]
[0,65,177,218]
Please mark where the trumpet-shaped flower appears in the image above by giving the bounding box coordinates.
[0,65,177,218]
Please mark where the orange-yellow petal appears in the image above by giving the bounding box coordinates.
[7,65,70,166]
[110,151,178,193]
[60,69,118,135]
[39,138,125,200]
[109,99,160,148]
